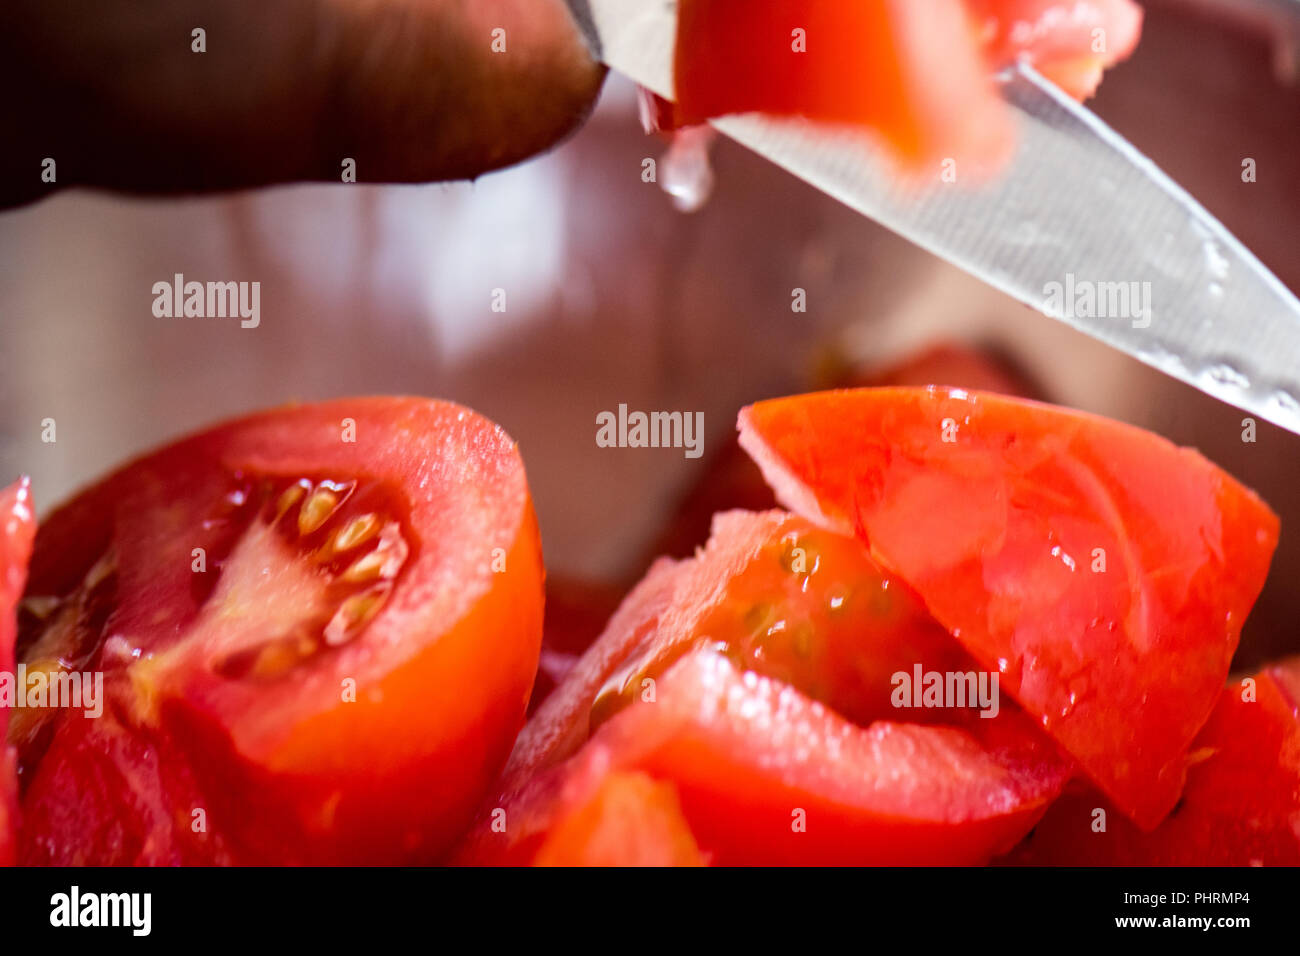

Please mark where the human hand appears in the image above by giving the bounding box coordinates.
[0,0,605,207]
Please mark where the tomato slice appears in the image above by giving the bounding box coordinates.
[968,0,1144,100]
[738,387,1280,828]
[673,0,1013,171]
[1001,658,1300,866]
[0,478,35,867]
[462,509,1069,865]
[14,398,544,864]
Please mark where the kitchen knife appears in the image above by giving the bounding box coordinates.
[569,0,1300,436]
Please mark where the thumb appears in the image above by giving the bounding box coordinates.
[0,0,605,206]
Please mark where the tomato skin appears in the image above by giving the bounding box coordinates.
[674,0,1013,171]
[738,387,1280,829]
[1,479,36,867]
[17,398,545,864]
[1001,659,1300,866]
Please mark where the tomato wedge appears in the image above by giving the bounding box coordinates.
[1001,658,1300,866]
[461,509,1070,865]
[14,398,544,864]
[738,387,1280,828]
[0,478,35,867]
[673,0,1013,171]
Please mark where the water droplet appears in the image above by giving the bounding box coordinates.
[1205,362,1250,390]
[1050,544,1076,571]
[661,127,716,213]
[1202,239,1230,280]
[1273,390,1300,415]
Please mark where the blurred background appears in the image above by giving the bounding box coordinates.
[1,0,1297,666]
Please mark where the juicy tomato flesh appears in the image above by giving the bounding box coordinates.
[0,478,36,866]
[738,387,1280,829]
[1001,658,1300,866]
[464,508,1070,865]
[14,398,544,864]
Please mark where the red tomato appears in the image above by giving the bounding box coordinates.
[968,0,1144,100]
[461,509,1070,865]
[738,387,1280,829]
[15,398,544,864]
[1000,658,1300,865]
[673,0,1014,171]
[0,478,36,867]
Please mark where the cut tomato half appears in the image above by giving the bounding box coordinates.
[14,398,544,864]
[738,387,1280,828]
[1001,658,1300,866]
[0,478,35,867]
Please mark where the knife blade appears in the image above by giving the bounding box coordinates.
[570,0,1300,436]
